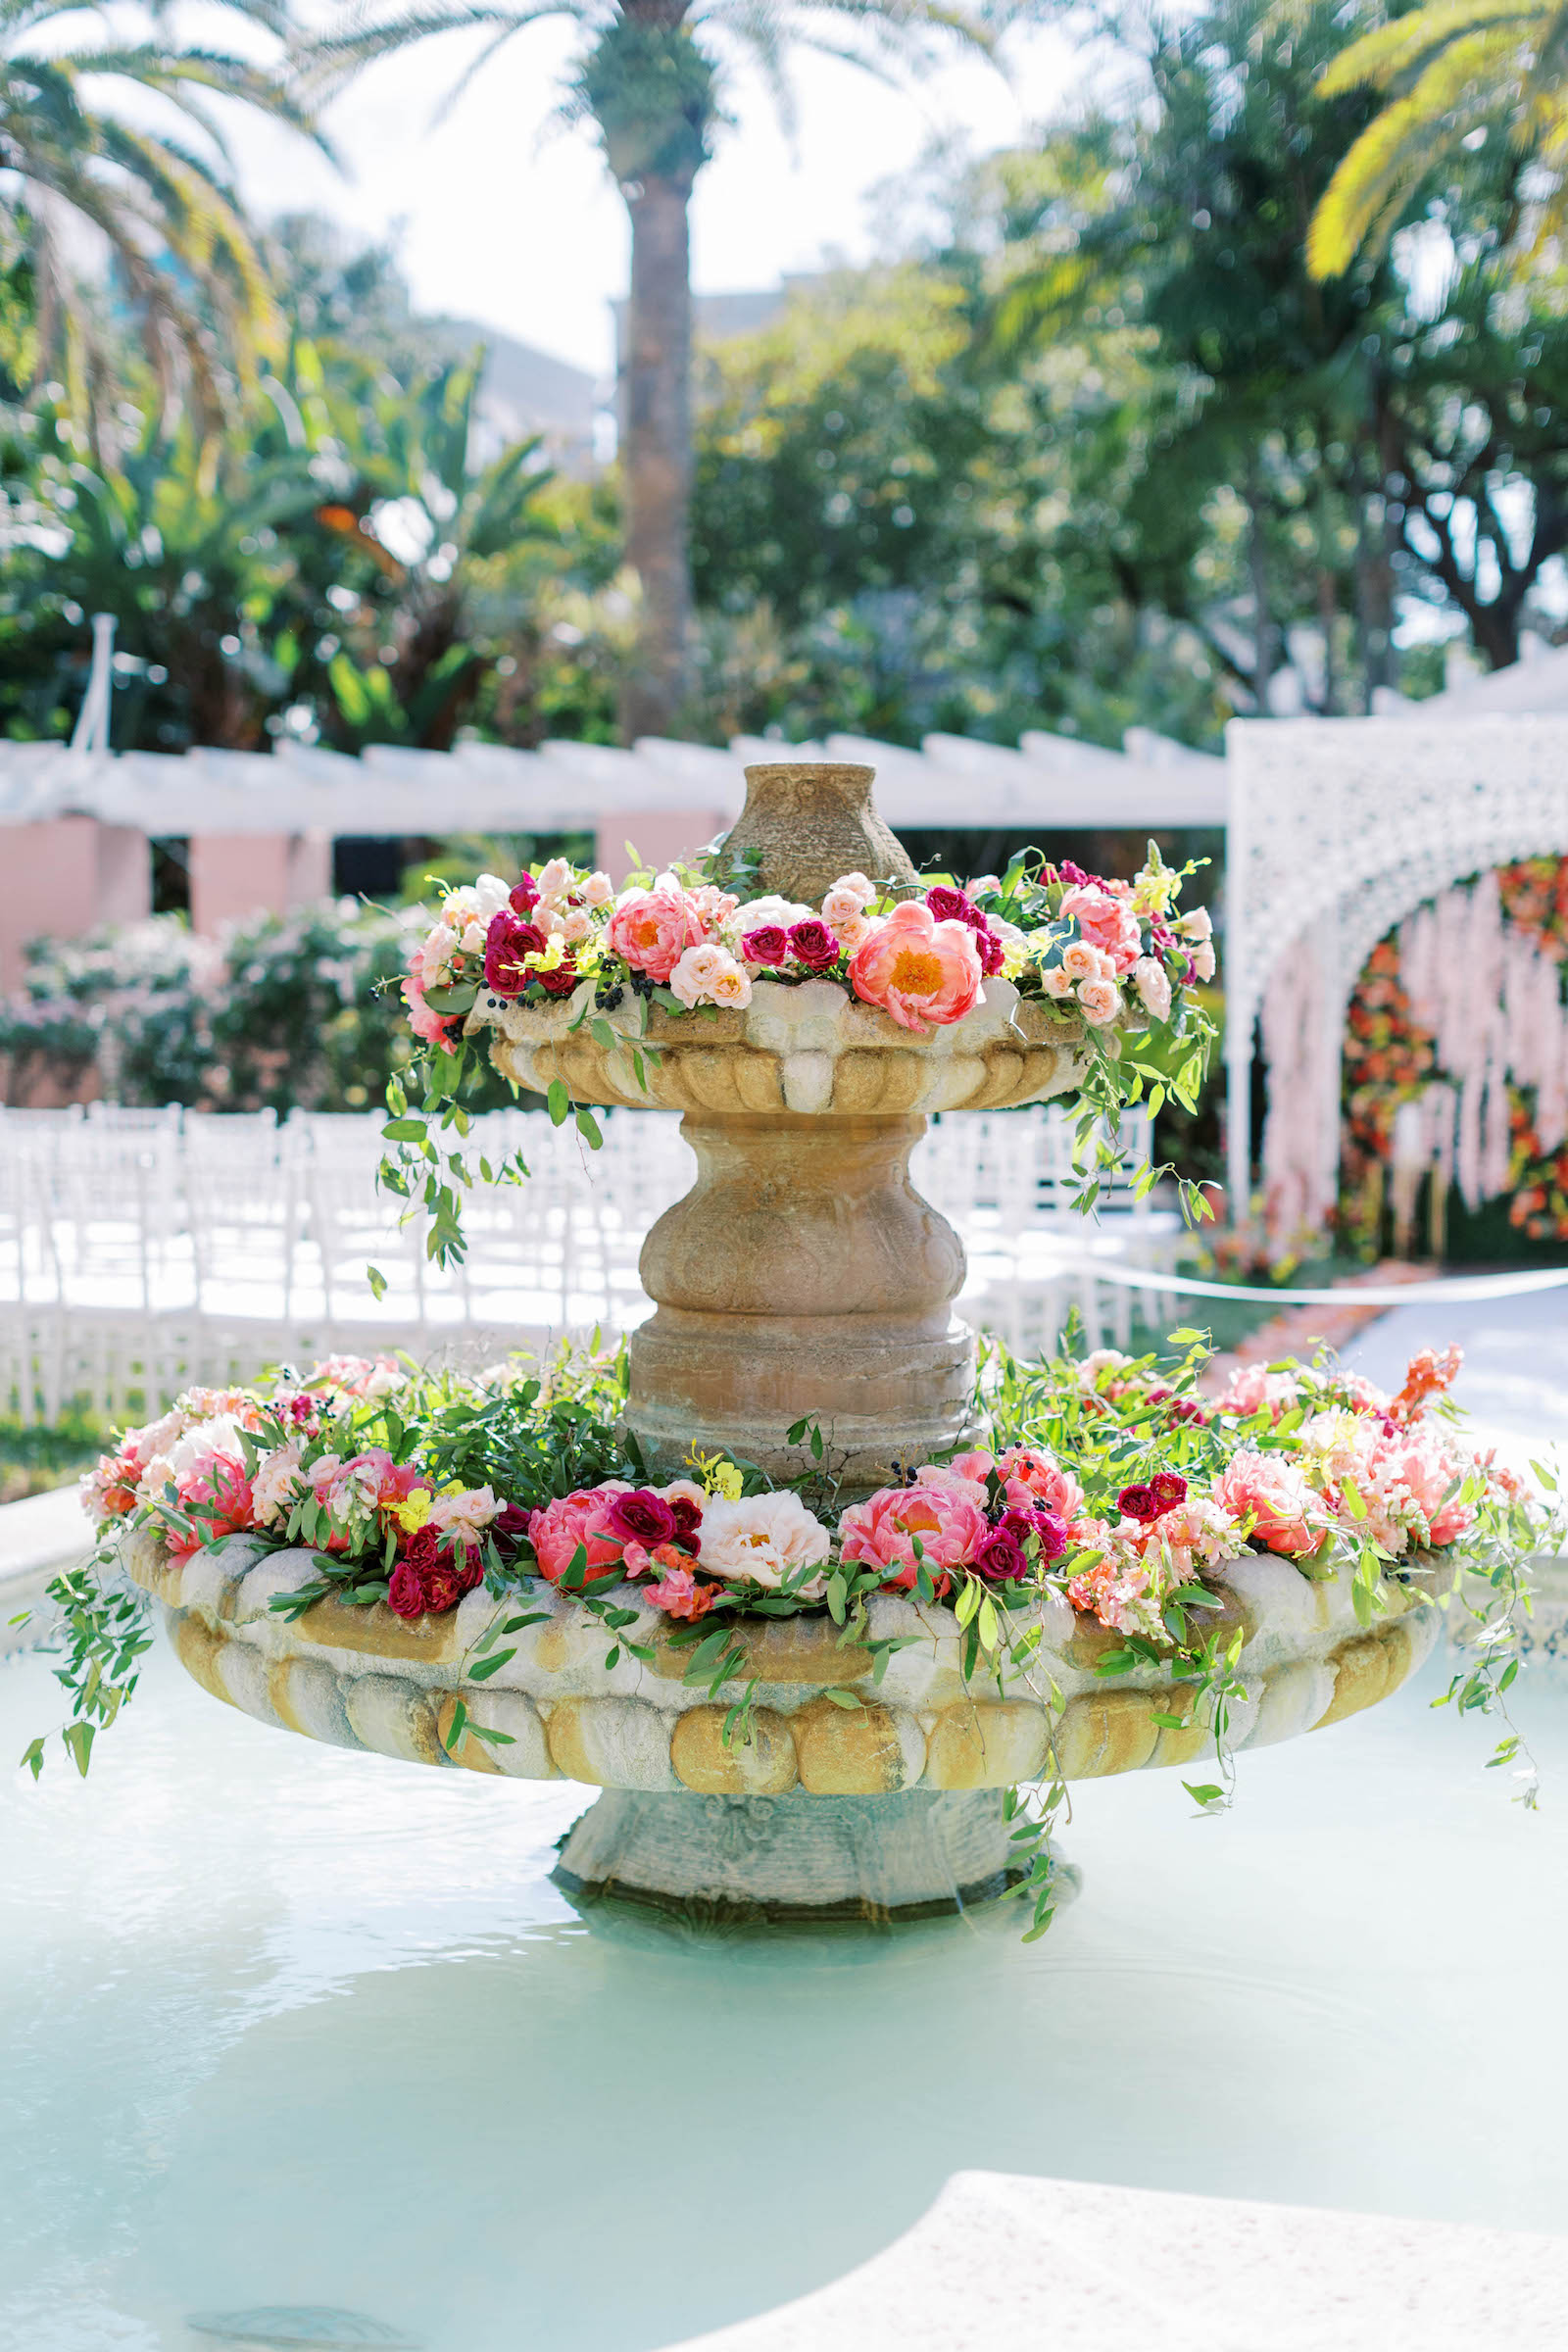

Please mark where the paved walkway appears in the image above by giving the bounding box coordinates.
[1344,1287,1568,1473]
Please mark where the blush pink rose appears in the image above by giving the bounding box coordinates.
[849,902,982,1033]
[607,887,704,982]
[1214,1448,1321,1557]
[837,1483,987,1589]
[1061,884,1143,974]
[1076,976,1121,1026]
[1132,956,1171,1020]
[527,1482,634,1583]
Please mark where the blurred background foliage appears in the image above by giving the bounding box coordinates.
[6,0,1568,760]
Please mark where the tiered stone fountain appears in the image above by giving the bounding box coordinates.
[124,764,1441,1923]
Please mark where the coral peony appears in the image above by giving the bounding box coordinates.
[607,885,704,982]
[838,1482,986,1588]
[527,1483,633,1583]
[849,902,982,1034]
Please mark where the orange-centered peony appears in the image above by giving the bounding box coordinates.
[850,901,982,1032]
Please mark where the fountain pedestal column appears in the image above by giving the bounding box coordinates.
[628,1110,976,1490]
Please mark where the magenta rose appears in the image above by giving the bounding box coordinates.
[484,910,546,998]
[741,925,790,967]
[925,885,974,925]
[606,1488,677,1547]
[1059,860,1089,887]
[972,922,1006,977]
[511,873,541,914]
[786,919,841,970]
[974,1529,1028,1582]
[388,1561,427,1619]
[537,961,579,997]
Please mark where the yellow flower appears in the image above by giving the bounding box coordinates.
[390,1487,433,1533]
[523,935,565,973]
[688,1447,744,1500]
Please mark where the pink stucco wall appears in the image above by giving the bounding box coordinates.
[1,818,151,991]
[187,831,334,934]
[593,809,729,885]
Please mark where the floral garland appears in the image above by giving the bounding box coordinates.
[1341,857,1568,1248]
[379,845,1218,1264]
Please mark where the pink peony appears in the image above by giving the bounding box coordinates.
[1061,884,1144,973]
[849,903,982,1034]
[996,1446,1084,1522]
[1214,1448,1322,1558]
[607,886,704,982]
[1216,1364,1302,1420]
[914,1449,996,1506]
[837,1483,987,1589]
[526,1482,634,1583]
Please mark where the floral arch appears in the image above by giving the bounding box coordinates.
[1224,715,1568,1243]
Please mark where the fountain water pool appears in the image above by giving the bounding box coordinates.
[5,1639,1567,2352]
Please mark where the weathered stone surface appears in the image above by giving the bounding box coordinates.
[266,1653,361,1748]
[344,1673,446,1765]
[546,1695,681,1790]
[720,762,919,906]
[1054,1690,1161,1780]
[213,1635,281,1728]
[1241,1659,1338,1750]
[1314,1634,1394,1729]
[670,1706,799,1794]
[923,1701,1050,1790]
[651,1612,871,1690]
[167,1607,233,1708]
[296,1592,464,1667]
[794,1698,925,1793]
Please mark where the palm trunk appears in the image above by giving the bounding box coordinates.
[619,171,693,742]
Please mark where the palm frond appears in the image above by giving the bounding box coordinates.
[1309,26,1525,276]
[1314,0,1542,99]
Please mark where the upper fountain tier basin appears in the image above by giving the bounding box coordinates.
[479,974,1091,1120]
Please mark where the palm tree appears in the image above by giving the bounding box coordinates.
[0,0,318,423]
[1307,0,1568,280]
[310,0,1030,742]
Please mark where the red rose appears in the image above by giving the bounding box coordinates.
[422,1565,463,1614]
[485,910,546,999]
[606,1489,676,1546]
[668,1494,703,1546]
[786,919,840,970]
[1150,1472,1188,1512]
[537,961,580,997]
[455,1542,484,1593]
[741,925,789,966]
[511,873,541,914]
[388,1562,426,1619]
[1116,1482,1161,1523]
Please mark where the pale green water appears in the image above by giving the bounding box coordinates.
[3,1640,1566,2352]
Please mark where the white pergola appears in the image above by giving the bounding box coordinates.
[0,724,1224,839]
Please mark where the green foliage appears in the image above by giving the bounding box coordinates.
[571,15,720,188]
[0,900,478,1113]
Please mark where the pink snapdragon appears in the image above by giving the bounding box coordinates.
[1214,1447,1322,1558]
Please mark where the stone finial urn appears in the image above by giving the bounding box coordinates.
[484,762,1093,1491]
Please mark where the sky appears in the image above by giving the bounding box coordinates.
[223,16,1110,378]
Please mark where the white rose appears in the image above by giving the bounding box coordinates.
[583,871,614,907]
[537,858,573,895]
[733,895,813,932]
[474,873,512,918]
[669,941,730,1007]
[1132,956,1171,1021]
[1176,906,1213,942]
[697,1491,832,1592]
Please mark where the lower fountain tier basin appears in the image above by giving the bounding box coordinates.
[124,1527,1448,1803]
